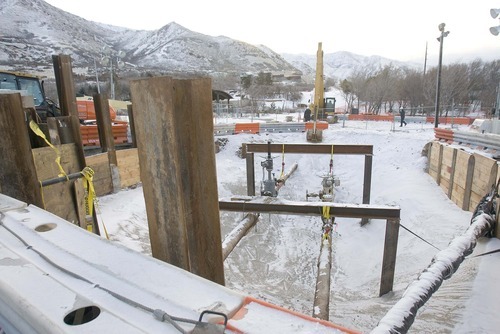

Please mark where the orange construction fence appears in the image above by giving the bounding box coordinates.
[77,99,117,121]
[80,121,128,146]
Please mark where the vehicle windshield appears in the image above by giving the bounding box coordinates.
[0,72,17,90]
[18,77,44,107]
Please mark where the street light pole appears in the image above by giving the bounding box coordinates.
[434,23,449,128]
[496,81,500,120]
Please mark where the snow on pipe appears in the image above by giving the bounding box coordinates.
[371,193,496,334]
[313,236,333,321]
[222,213,259,260]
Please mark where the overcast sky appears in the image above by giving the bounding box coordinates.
[44,0,499,64]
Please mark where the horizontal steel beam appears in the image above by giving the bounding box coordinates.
[219,197,399,220]
[244,143,373,155]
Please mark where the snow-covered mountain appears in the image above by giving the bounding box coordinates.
[0,0,298,76]
[282,51,421,81]
[0,0,418,80]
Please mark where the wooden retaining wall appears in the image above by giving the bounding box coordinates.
[85,148,141,196]
[427,141,499,238]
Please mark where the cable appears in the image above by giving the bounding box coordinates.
[400,223,441,251]
[0,217,210,333]
[468,248,500,259]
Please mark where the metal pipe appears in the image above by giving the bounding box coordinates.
[41,172,84,187]
[221,213,259,260]
[275,162,298,192]
[371,193,496,333]
[312,236,332,320]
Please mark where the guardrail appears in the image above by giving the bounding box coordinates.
[434,128,500,153]
[214,122,328,136]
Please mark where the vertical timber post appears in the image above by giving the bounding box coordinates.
[0,93,44,206]
[129,76,224,285]
[436,144,443,186]
[380,218,400,296]
[463,155,475,211]
[94,93,120,193]
[361,153,373,225]
[448,148,458,199]
[127,104,137,148]
[52,54,86,168]
[93,93,117,165]
[246,152,255,196]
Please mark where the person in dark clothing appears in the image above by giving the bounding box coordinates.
[304,108,312,122]
[399,108,407,127]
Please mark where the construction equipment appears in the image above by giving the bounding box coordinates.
[306,42,336,142]
[0,70,59,121]
[0,70,128,146]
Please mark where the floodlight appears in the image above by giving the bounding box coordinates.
[491,25,500,36]
[491,8,500,19]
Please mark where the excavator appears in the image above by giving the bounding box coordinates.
[0,70,128,146]
[306,42,336,142]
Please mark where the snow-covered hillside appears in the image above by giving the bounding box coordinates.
[282,50,421,81]
[1,0,418,80]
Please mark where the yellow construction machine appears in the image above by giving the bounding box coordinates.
[306,42,336,142]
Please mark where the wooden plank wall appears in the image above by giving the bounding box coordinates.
[451,150,473,209]
[32,143,80,224]
[428,141,499,216]
[469,153,498,211]
[116,148,140,188]
[85,153,113,196]
[428,141,442,181]
[439,145,455,194]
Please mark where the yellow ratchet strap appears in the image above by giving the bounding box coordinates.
[29,120,67,178]
[80,167,96,220]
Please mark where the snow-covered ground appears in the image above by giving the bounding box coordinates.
[97,118,500,333]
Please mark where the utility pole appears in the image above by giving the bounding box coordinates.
[434,23,449,128]
[496,81,500,120]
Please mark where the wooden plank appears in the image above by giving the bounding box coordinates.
[219,198,401,219]
[73,178,87,228]
[130,76,224,285]
[46,117,61,145]
[428,142,441,181]
[0,93,43,206]
[52,55,86,168]
[380,218,400,296]
[463,155,475,211]
[32,143,80,223]
[361,154,373,225]
[436,144,443,185]
[127,104,137,148]
[85,153,112,196]
[470,153,497,208]
[440,146,454,184]
[245,143,373,155]
[116,148,140,188]
[93,93,117,165]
